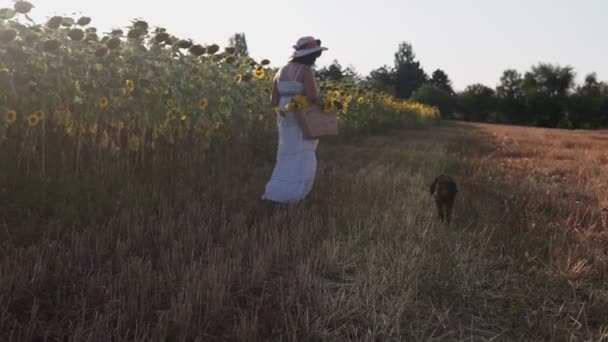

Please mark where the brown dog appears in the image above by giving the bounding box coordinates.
[430,175,458,224]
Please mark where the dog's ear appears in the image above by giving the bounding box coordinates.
[429,178,437,195]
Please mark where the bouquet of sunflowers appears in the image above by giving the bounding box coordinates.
[278,95,339,139]
[276,95,343,118]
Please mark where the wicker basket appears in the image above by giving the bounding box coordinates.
[294,104,338,140]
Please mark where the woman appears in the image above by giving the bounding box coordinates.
[261,36,327,205]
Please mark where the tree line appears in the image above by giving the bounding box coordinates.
[317,42,608,129]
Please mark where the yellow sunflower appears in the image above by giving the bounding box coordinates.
[6,110,17,124]
[357,97,365,104]
[34,110,46,120]
[254,68,265,80]
[125,79,135,93]
[98,96,109,109]
[27,114,40,127]
[323,101,335,112]
[292,95,308,107]
[234,74,243,85]
[199,98,208,111]
[165,99,174,109]
[128,135,141,152]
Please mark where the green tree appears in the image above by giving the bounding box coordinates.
[496,69,528,124]
[318,60,361,84]
[228,33,248,57]
[393,42,427,99]
[366,65,395,95]
[568,73,606,128]
[318,60,345,82]
[522,63,575,127]
[457,84,498,122]
[429,69,454,95]
[411,84,456,118]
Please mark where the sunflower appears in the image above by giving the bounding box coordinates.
[6,110,17,123]
[99,130,110,149]
[323,101,335,112]
[26,114,40,127]
[128,135,140,152]
[284,102,296,112]
[125,79,135,93]
[199,98,208,111]
[254,68,265,80]
[34,110,46,120]
[292,95,308,108]
[98,96,109,109]
[234,74,243,85]
[332,90,341,99]
[180,115,188,121]
[165,99,174,109]
[357,97,365,104]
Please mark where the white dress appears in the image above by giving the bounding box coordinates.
[262,66,319,204]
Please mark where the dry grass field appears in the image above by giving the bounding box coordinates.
[1,121,608,341]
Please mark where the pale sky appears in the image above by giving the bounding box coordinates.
[2,0,606,91]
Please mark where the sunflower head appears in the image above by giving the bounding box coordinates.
[68,28,85,41]
[165,99,174,109]
[77,16,92,26]
[6,110,17,123]
[95,46,109,57]
[0,29,17,43]
[125,79,135,93]
[254,68,265,80]
[106,37,121,49]
[199,98,209,111]
[323,101,335,113]
[34,110,45,120]
[128,135,141,152]
[27,114,40,127]
[234,74,243,85]
[98,96,109,109]
[292,95,308,108]
[357,96,365,104]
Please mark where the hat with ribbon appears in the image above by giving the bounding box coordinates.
[290,36,328,59]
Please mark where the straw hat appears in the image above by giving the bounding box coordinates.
[290,36,328,59]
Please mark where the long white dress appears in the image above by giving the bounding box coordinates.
[262,66,319,204]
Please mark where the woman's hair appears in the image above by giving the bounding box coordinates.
[292,50,322,66]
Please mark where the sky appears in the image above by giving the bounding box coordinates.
[1,0,606,91]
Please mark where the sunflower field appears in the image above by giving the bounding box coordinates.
[0,2,439,233]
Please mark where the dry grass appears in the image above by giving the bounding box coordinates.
[465,123,608,283]
[1,122,608,341]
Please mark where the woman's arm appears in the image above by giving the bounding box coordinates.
[270,79,280,107]
[302,67,319,103]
